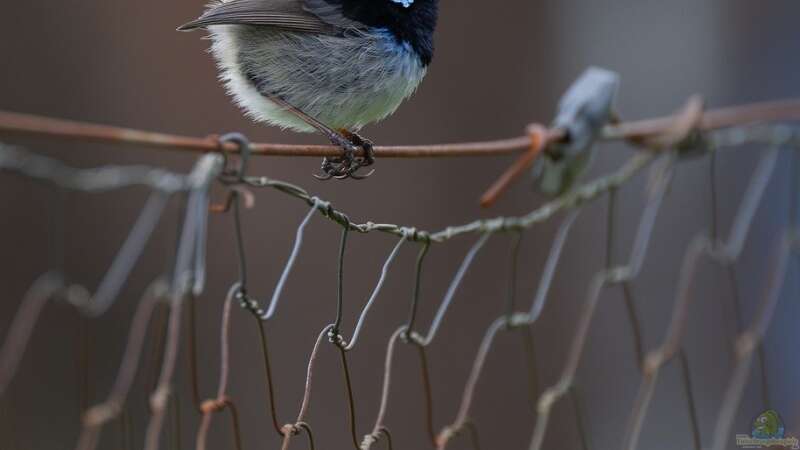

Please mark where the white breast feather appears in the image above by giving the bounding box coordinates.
[208,24,427,132]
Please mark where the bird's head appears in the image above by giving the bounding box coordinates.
[333,0,439,64]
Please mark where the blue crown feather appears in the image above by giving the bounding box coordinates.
[391,0,414,7]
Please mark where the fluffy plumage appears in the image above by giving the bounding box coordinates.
[182,0,438,132]
[210,24,426,131]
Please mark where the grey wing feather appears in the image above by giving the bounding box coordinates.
[302,0,363,29]
[178,0,337,33]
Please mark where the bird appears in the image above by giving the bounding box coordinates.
[179,0,440,179]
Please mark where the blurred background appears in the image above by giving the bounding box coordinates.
[1,1,799,449]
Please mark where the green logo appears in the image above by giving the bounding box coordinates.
[736,410,798,449]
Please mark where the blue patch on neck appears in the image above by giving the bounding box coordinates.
[391,0,414,7]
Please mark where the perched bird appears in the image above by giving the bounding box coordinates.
[179,0,440,179]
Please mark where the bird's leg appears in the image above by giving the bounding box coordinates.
[265,94,374,180]
[337,129,375,180]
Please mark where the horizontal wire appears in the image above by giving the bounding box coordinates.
[243,153,655,243]
[2,98,800,157]
[0,143,198,193]
[239,125,800,245]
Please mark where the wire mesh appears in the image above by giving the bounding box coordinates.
[0,120,797,450]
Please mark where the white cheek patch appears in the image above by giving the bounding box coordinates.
[391,0,414,7]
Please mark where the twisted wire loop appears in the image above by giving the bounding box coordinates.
[529,154,676,450]
[364,217,575,450]
[361,228,504,450]
[215,134,329,446]
[278,326,333,450]
[280,422,316,450]
[361,327,406,450]
[315,229,413,450]
[210,134,320,447]
[384,232,492,450]
[229,196,368,447]
[195,283,245,450]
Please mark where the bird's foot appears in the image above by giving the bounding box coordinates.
[314,130,375,180]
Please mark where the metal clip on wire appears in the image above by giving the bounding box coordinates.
[535,67,620,196]
[480,67,619,206]
[213,133,266,315]
[212,133,257,214]
[219,132,252,184]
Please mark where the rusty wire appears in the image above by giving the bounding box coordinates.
[216,123,796,450]
[244,122,791,448]
[0,102,799,450]
[3,98,800,158]
[195,283,245,450]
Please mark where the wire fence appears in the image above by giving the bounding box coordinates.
[0,93,798,450]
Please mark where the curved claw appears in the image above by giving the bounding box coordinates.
[347,168,375,180]
[313,171,335,181]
